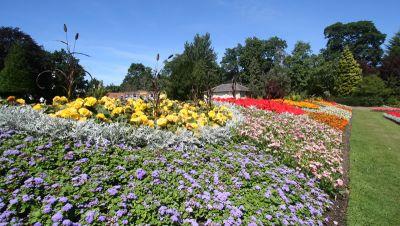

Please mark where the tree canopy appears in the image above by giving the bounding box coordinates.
[324,21,386,67]
[121,63,153,91]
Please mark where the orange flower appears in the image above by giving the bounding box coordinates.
[308,112,348,131]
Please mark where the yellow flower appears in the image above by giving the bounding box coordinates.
[156,118,168,127]
[84,97,97,107]
[32,104,43,110]
[96,113,107,121]
[166,114,179,123]
[55,108,80,120]
[139,114,148,124]
[78,117,87,122]
[208,110,216,119]
[7,96,15,102]
[104,101,116,111]
[60,96,68,103]
[16,98,25,105]
[111,107,124,116]
[147,120,155,128]
[78,108,92,117]
[53,96,68,105]
[186,122,199,130]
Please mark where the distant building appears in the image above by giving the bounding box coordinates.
[106,90,152,99]
[209,83,250,98]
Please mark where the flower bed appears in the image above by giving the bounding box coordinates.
[214,98,304,115]
[238,108,344,193]
[7,96,233,131]
[383,111,400,124]
[0,129,332,225]
[0,96,350,225]
[371,107,400,112]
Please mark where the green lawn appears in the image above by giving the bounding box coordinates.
[347,108,400,225]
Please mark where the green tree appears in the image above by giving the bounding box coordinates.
[165,33,220,100]
[307,54,336,97]
[0,27,46,71]
[221,47,241,82]
[235,36,287,96]
[381,31,400,96]
[0,43,36,95]
[324,21,386,67]
[334,46,363,96]
[121,63,153,91]
[285,41,313,94]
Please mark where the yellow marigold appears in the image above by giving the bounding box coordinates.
[147,120,155,128]
[78,108,92,117]
[166,114,179,123]
[156,118,168,127]
[111,107,124,116]
[7,96,15,102]
[130,117,141,124]
[139,114,148,124]
[84,97,97,107]
[32,104,43,110]
[60,96,68,103]
[55,108,80,120]
[96,113,107,121]
[208,110,216,119]
[159,93,167,100]
[78,117,87,122]
[16,98,25,105]
[104,101,116,111]
[186,122,199,130]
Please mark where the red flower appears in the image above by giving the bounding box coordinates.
[215,98,304,115]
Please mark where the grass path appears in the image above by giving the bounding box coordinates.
[347,108,400,225]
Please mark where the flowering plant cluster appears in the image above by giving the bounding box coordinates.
[273,99,320,109]
[11,95,233,131]
[0,95,352,224]
[214,98,304,115]
[371,107,400,112]
[0,128,333,225]
[237,108,344,193]
[383,111,400,124]
[307,112,349,131]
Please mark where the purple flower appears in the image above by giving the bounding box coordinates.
[22,194,31,202]
[107,186,120,196]
[151,170,159,178]
[62,219,72,225]
[33,223,42,226]
[122,219,128,225]
[51,212,63,222]
[171,215,180,222]
[98,215,106,222]
[85,210,96,224]
[136,169,146,180]
[265,214,272,220]
[43,205,52,214]
[127,193,137,200]
[62,203,73,212]
[9,198,18,205]
[59,197,68,203]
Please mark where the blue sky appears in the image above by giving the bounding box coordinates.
[1,0,400,85]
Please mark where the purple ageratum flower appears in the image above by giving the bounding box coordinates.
[33,223,42,226]
[171,214,180,223]
[64,151,74,160]
[122,219,128,225]
[107,186,119,196]
[116,209,127,217]
[127,193,137,200]
[43,204,52,214]
[9,198,18,205]
[62,203,73,212]
[3,149,20,156]
[59,197,68,203]
[22,194,31,202]
[24,136,34,142]
[34,177,44,184]
[62,219,72,225]
[85,210,96,224]
[98,216,106,222]
[265,214,273,220]
[51,212,63,222]
[136,169,146,180]
[151,170,159,178]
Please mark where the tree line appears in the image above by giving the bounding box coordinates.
[1,21,400,105]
